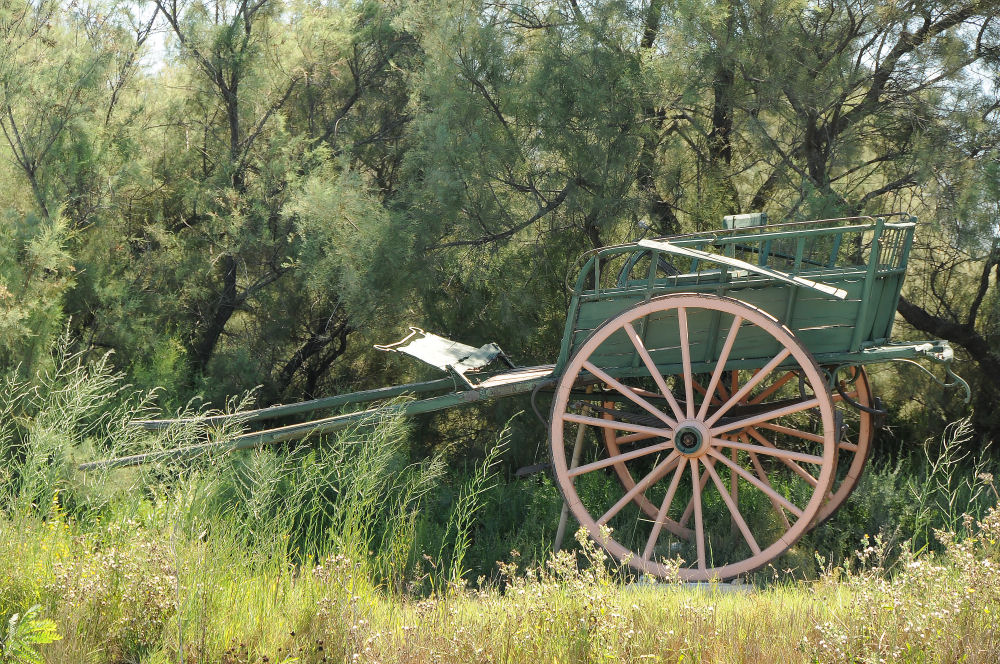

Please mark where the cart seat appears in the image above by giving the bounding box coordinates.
[375,327,512,379]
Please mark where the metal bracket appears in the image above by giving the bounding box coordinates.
[446,365,476,390]
[887,357,972,404]
[908,343,972,403]
[825,365,888,430]
[834,375,888,419]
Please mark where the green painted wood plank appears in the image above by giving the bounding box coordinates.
[575,296,645,331]
[871,275,901,340]
[792,326,856,354]
[788,299,862,329]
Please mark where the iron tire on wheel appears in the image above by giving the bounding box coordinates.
[550,293,838,582]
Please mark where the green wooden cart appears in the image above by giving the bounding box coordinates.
[82,214,966,581]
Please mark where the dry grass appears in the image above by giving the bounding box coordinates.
[2,505,999,664]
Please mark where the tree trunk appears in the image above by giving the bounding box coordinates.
[897,295,1000,439]
[634,0,681,235]
[803,117,829,191]
[190,254,240,371]
[275,313,351,398]
[706,1,740,212]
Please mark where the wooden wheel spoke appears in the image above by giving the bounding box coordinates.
[583,361,676,427]
[690,458,706,571]
[706,448,804,519]
[568,440,676,478]
[743,428,817,486]
[756,421,824,444]
[678,454,721,529]
[730,448,739,502]
[703,458,761,555]
[839,441,859,452]
[617,431,660,445]
[598,452,680,525]
[709,397,821,435]
[692,379,724,406]
[678,308,695,419]
[831,390,859,404]
[748,450,791,529]
[677,456,708,528]
[563,412,673,438]
[748,371,798,405]
[622,322,686,422]
[711,436,823,465]
[697,316,743,420]
[705,349,793,426]
[698,373,732,401]
[643,461,687,560]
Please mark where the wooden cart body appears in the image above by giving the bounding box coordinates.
[557,215,939,380]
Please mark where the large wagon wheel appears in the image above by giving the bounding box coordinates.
[601,366,875,527]
[551,293,837,581]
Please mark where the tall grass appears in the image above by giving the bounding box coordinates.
[3,505,999,663]
[434,433,506,590]
[0,340,519,660]
[0,339,500,588]
[802,416,999,575]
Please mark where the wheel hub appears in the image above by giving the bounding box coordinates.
[673,423,707,457]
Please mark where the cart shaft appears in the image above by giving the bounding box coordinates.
[79,368,554,471]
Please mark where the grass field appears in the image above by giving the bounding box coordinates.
[2,502,999,663]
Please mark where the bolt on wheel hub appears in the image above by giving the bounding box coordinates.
[673,423,706,456]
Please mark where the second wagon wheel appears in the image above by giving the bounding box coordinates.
[551,293,837,581]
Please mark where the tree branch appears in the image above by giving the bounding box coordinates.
[832,3,985,138]
[968,242,999,329]
[426,182,573,250]
[898,295,1000,378]
[855,171,918,209]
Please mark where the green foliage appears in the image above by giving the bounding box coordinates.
[0,212,74,373]
[0,333,147,517]
[0,0,996,447]
[0,606,61,664]
[289,161,396,326]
